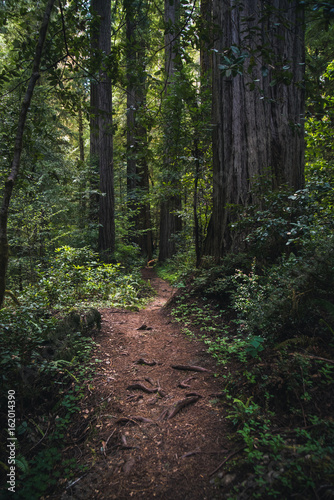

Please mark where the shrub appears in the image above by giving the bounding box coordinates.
[26,246,147,309]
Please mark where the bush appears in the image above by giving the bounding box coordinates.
[27,246,147,309]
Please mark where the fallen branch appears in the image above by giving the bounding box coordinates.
[209,446,246,477]
[289,353,334,365]
[171,364,211,373]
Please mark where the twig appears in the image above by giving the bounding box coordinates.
[209,446,246,477]
[105,428,116,447]
[28,421,50,452]
[289,353,334,365]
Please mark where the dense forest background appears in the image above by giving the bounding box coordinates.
[0,0,334,498]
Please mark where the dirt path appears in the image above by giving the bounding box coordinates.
[61,269,231,500]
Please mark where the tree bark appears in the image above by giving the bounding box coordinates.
[125,0,153,259]
[91,0,115,260]
[158,0,182,262]
[125,0,137,212]
[200,0,213,85]
[0,0,56,308]
[205,0,305,259]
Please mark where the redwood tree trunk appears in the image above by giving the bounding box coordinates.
[200,0,213,84]
[125,0,153,259]
[158,0,182,262]
[91,0,115,260]
[125,0,137,211]
[205,0,305,259]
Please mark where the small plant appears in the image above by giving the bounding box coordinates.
[24,246,149,310]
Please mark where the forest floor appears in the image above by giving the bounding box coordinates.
[56,268,234,500]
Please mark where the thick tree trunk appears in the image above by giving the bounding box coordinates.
[0,0,56,308]
[98,64,115,260]
[125,0,153,259]
[158,0,182,262]
[205,0,305,258]
[89,27,100,222]
[125,0,137,211]
[159,196,182,262]
[91,0,115,260]
[200,0,213,83]
[78,101,87,226]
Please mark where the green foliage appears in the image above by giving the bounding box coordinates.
[156,249,196,286]
[0,298,95,497]
[0,242,152,497]
[25,246,148,309]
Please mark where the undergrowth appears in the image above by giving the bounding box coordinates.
[162,185,334,499]
[169,257,334,498]
[0,245,152,499]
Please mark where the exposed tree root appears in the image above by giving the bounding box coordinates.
[135,358,157,366]
[178,376,196,388]
[181,448,228,459]
[115,416,155,425]
[127,383,157,394]
[168,395,200,419]
[127,382,166,397]
[209,392,226,399]
[171,364,211,373]
[159,395,201,420]
[158,409,170,421]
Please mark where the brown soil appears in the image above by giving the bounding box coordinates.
[59,269,233,500]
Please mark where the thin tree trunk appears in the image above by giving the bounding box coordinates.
[78,100,87,225]
[0,0,56,308]
[193,138,201,268]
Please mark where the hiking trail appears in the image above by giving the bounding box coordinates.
[60,268,232,500]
